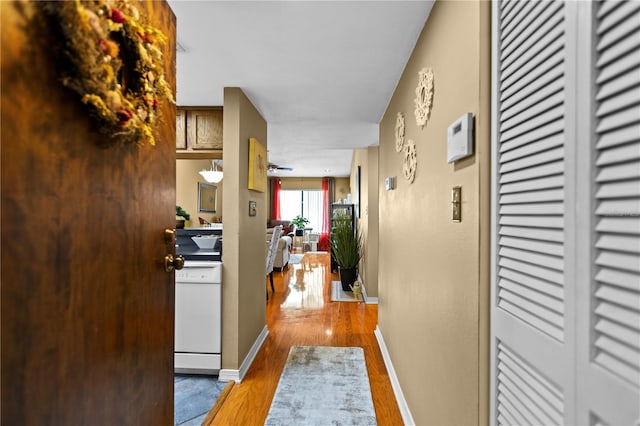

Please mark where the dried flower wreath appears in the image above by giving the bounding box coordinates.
[37,0,174,146]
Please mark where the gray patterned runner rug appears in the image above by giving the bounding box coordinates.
[265,346,377,425]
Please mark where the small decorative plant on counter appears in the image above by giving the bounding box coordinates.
[176,205,190,229]
[290,215,310,236]
[330,218,362,291]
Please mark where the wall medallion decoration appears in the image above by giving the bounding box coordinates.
[414,67,434,128]
[36,0,175,147]
[395,112,405,152]
[403,139,417,183]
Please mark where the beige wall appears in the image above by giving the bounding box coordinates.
[334,178,350,203]
[279,177,322,191]
[350,147,379,297]
[176,159,223,225]
[376,1,490,424]
[221,87,268,370]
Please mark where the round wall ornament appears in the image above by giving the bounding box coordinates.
[395,112,405,152]
[414,67,434,128]
[37,0,175,147]
[403,139,417,183]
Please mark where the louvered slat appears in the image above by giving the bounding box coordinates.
[499,268,564,299]
[596,217,640,234]
[500,77,564,123]
[501,49,564,103]
[499,236,563,256]
[591,1,640,388]
[501,60,564,113]
[597,9,640,52]
[500,175,563,195]
[596,67,640,101]
[596,234,640,254]
[499,120,564,154]
[499,356,563,417]
[500,91,564,134]
[593,1,640,389]
[500,106,565,143]
[597,49,640,85]
[496,343,564,425]
[499,225,563,242]
[499,202,564,216]
[500,189,564,205]
[495,0,565,343]
[499,146,563,175]
[499,215,563,229]
[499,257,563,287]
[500,1,561,68]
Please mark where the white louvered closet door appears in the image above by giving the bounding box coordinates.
[491,0,573,424]
[493,1,640,425]
[575,1,640,425]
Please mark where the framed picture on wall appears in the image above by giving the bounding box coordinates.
[355,165,361,218]
[198,182,217,213]
[248,137,267,192]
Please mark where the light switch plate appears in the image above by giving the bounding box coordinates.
[452,186,461,222]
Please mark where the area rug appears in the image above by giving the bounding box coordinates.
[330,281,367,303]
[289,253,304,264]
[265,346,377,425]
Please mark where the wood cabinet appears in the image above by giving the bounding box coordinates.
[176,107,223,159]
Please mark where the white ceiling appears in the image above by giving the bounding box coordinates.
[168,0,434,177]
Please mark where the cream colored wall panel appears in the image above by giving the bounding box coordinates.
[377,1,491,424]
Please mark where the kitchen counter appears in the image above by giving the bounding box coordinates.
[176,228,222,261]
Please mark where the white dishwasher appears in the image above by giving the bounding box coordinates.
[175,260,221,374]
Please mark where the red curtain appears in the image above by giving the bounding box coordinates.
[318,177,331,251]
[273,178,282,220]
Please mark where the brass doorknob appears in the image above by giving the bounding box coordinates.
[165,254,185,272]
[164,228,176,244]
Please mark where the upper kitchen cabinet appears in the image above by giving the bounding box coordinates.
[176,107,223,159]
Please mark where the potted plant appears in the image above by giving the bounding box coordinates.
[330,218,362,291]
[290,215,310,236]
[176,205,190,229]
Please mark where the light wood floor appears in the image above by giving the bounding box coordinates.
[210,251,403,425]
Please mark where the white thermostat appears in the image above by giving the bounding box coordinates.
[447,113,474,163]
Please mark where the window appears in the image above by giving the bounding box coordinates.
[280,190,323,232]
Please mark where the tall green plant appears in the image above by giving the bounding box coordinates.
[330,219,362,269]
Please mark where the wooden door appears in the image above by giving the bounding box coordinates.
[1,1,177,424]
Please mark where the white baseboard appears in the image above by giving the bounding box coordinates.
[374,326,415,426]
[219,325,269,383]
[358,275,378,304]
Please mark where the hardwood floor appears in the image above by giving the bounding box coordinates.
[210,251,403,425]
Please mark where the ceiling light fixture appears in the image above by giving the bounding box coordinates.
[199,160,223,183]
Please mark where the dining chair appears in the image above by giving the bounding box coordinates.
[266,225,282,299]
